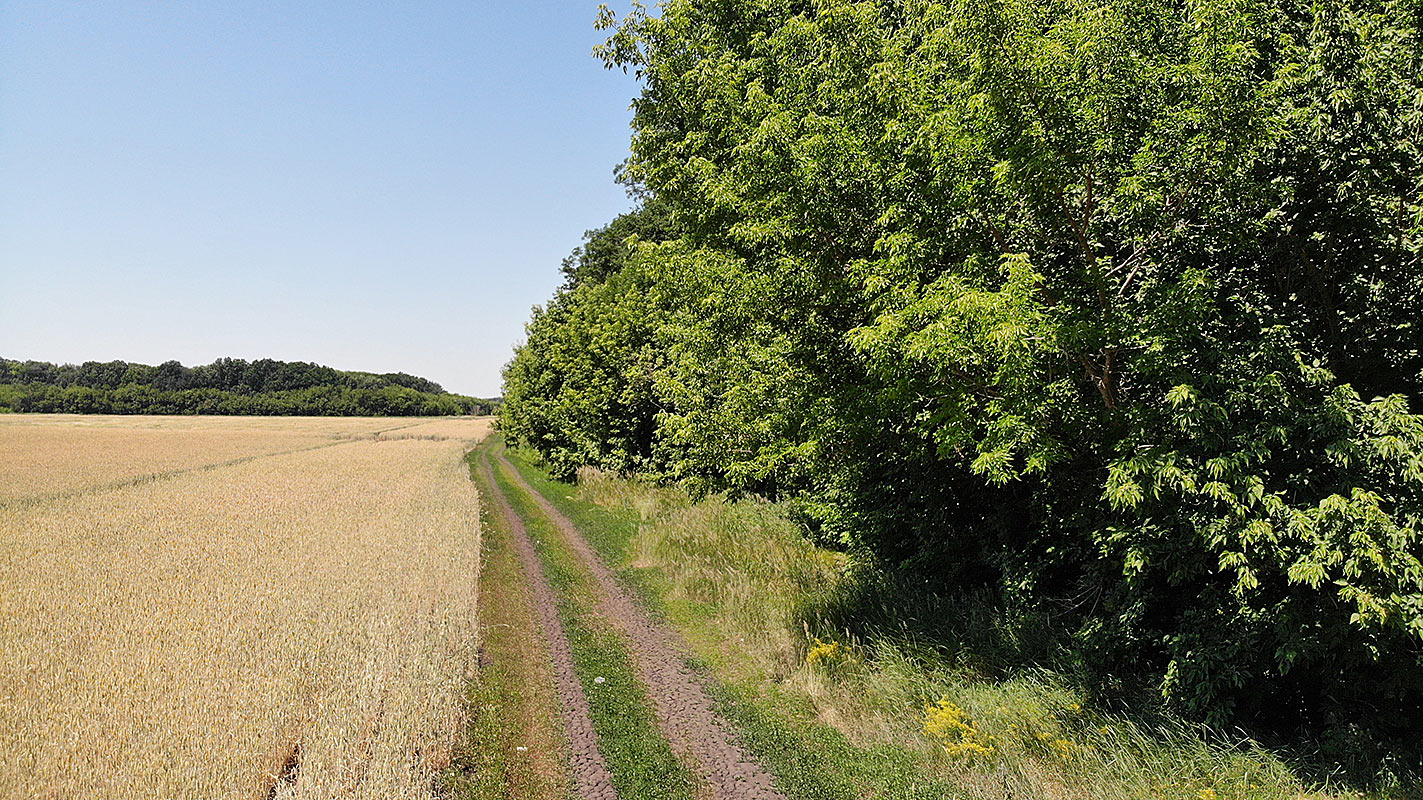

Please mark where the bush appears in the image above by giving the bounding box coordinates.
[502,0,1423,749]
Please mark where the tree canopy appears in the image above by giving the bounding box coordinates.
[502,0,1422,753]
[0,357,497,416]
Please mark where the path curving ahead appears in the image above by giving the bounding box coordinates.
[495,451,787,800]
[476,452,618,800]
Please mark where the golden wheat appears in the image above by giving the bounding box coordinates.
[0,415,490,799]
[374,417,495,442]
[0,415,474,503]
[0,426,326,504]
[0,412,420,434]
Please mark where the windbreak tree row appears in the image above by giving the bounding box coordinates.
[0,382,485,416]
[501,0,1423,748]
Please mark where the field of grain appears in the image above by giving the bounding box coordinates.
[375,418,500,441]
[0,414,483,504]
[0,414,492,799]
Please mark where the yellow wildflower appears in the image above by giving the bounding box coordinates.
[804,638,843,667]
[922,697,995,760]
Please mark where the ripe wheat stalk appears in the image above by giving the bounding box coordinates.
[0,415,490,799]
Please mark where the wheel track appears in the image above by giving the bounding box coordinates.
[476,452,617,800]
[495,450,786,800]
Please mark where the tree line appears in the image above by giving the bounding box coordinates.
[500,0,1423,757]
[0,357,497,416]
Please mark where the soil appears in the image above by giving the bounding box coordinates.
[478,454,618,800]
[496,452,786,800]
[460,454,568,800]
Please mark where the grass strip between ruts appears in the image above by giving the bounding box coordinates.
[499,442,958,800]
[441,449,568,800]
[488,441,698,800]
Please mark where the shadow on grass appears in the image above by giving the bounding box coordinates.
[802,563,1423,795]
[506,440,1421,797]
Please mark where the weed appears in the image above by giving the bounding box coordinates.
[923,698,996,761]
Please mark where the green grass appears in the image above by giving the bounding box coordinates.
[440,671,512,800]
[501,445,956,800]
[498,441,1398,800]
[443,450,566,800]
[439,639,530,800]
[486,443,698,800]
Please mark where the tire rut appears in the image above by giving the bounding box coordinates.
[477,453,618,800]
[496,451,786,800]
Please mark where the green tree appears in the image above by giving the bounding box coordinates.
[503,0,1423,742]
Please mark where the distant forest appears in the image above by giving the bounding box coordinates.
[0,357,497,416]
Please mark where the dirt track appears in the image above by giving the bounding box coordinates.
[492,450,786,800]
[477,453,617,799]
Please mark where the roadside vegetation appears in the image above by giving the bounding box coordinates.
[459,439,701,800]
[502,444,1399,799]
[500,0,1423,785]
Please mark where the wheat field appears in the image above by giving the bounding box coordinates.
[0,414,455,504]
[0,414,492,799]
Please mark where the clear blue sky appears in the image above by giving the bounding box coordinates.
[0,1,643,397]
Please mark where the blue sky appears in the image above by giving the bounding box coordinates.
[0,1,643,397]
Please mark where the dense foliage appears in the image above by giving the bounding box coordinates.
[502,0,1423,758]
[0,357,495,416]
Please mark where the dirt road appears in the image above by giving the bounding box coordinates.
[477,445,784,800]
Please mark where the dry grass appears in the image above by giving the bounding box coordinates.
[0,414,491,799]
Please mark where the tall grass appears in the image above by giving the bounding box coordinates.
[570,464,1384,800]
